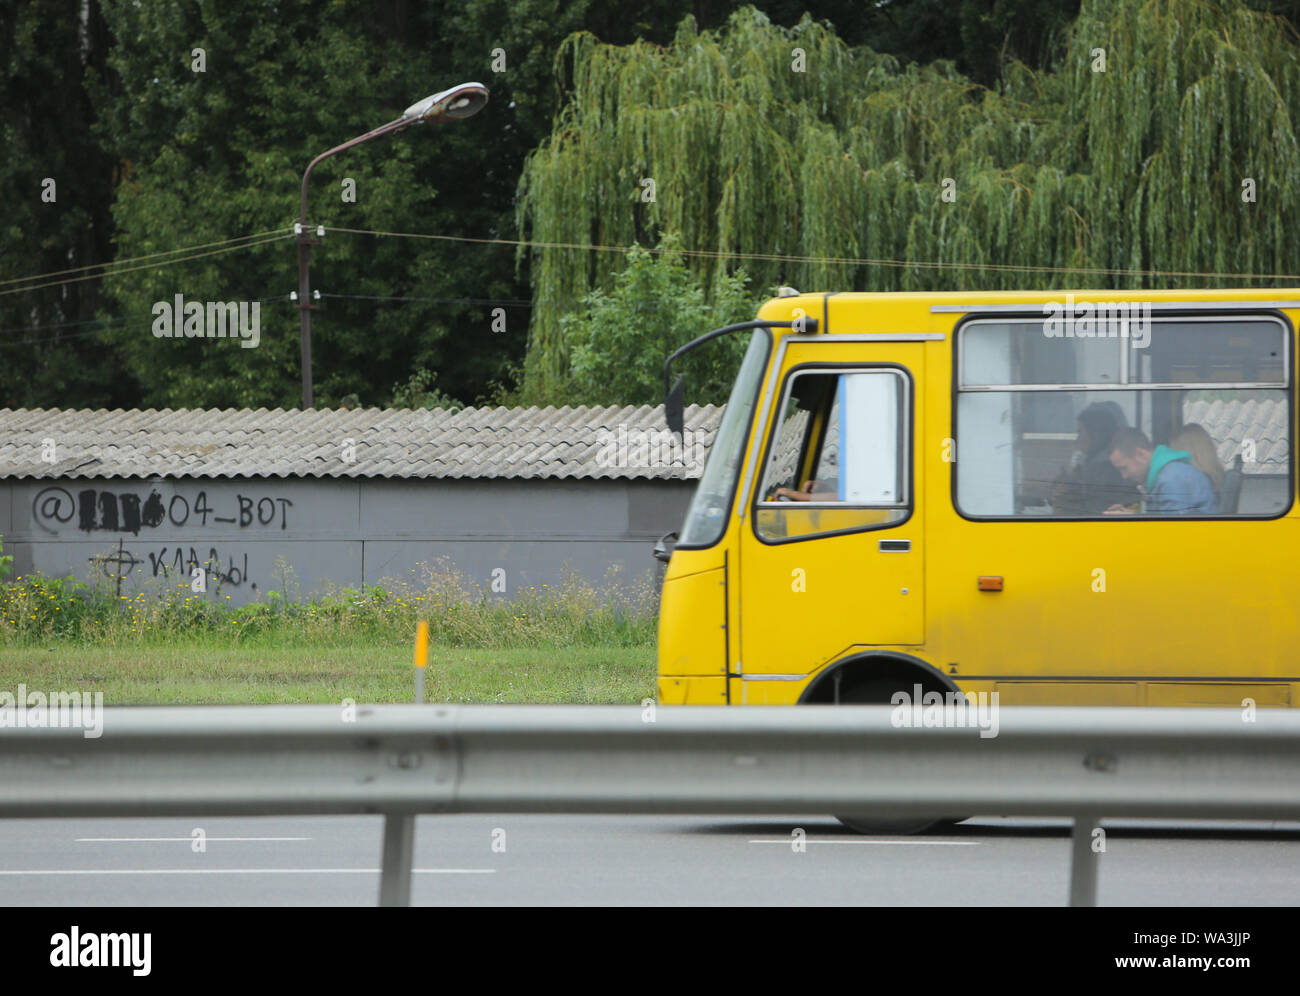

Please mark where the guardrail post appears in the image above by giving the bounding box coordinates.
[379,813,416,907]
[1069,814,1099,907]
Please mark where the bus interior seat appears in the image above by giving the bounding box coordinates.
[1221,454,1244,514]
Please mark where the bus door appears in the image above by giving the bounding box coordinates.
[736,341,926,696]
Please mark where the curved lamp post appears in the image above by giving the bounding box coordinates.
[295,82,489,408]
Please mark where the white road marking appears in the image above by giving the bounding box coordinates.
[748,839,979,845]
[76,837,312,842]
[0,868,495,875]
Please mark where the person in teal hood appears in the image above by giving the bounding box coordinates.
[1105,427,1218,514]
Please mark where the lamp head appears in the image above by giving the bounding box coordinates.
[402,82,489,124]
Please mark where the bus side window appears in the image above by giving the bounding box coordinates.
[955,317,1291,518]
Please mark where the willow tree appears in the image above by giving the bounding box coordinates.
[517,1,1300,403]
[1066,0,1300,284]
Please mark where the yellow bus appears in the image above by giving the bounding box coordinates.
[656,288,1297,717]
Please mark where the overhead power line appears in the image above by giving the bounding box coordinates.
[0,231,291,298]
[325,225,1300,283]
[0,228,291,289]
[0,295,293,348]
[3,222,1296,307]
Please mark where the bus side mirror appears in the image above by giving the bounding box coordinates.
[654,531,678,563]
[665,376,685,438]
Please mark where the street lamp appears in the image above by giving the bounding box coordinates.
[295,82,489,408]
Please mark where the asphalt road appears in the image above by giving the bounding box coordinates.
[1,815,1297,906]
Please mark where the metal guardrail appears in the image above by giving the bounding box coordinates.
[2,705,1297,906]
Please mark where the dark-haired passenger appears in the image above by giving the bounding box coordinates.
[1051,402,1139,514]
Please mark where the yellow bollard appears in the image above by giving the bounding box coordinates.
[413,619,429,704]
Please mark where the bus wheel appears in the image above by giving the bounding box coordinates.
[830,674,951,835]
[835,813,944,835]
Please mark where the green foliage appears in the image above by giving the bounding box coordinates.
[67,0,735,412]
[90,0,465,409]
[390,367,464,410]
[559,240,757,405]
[0,536,13,582]
[0,0,127,408]
[0,573,94,639]
[846,0,1083,85]
[6,0,1300,412]
[518,1,1300,400]
[0,558,657,649]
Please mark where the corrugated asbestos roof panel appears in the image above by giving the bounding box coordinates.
[0,405,723,481]
[3,397,1280,482]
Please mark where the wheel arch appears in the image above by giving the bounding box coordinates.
[798,650,960,704]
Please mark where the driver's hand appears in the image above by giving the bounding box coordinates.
[772,486,811,502]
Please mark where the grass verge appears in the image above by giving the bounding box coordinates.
[0,641,655,704]
[0,555,659,704]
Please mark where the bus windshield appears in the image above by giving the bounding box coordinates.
[678,329,771,547]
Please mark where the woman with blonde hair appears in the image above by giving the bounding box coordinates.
[1171,423,1224,508]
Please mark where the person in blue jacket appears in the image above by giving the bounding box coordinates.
[1105,427,1218,514]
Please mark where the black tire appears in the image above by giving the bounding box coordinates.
[835,812,947,835]
[830,675,954,835]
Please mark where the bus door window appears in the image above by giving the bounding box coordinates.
[756,368,909,541]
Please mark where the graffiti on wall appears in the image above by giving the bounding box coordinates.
[88,540,256,598]
[33,487,293,535]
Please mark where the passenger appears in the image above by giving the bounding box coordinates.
[1170,423,1225,511]
[1051,402,1139,514]
[1105,428,1217,514]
